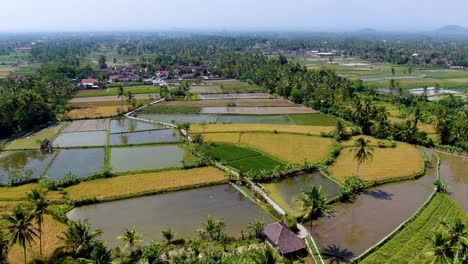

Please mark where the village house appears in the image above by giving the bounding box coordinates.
[263,222,308,259]
[77,78,99,89]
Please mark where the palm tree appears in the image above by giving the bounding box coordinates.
[299,185,329,232]
[0,231,9,264]
[251,246,278,264]
[198,215,226,241]
[2,205,38,264]
[59,220,102,257]
[26,188,49,256]
[161,228,175,245]
[126,90,135,108]
[351,137,374,176]
[117,84,125,111]
[116,227,142,252]
[425,232,452,264]
[442,217,468,263]
[248,219,265,239]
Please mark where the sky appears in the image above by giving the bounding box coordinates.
[1,0,468,32]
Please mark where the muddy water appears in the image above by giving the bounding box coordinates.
[67,184,274,247]
[45,148,105,180]
[309,152,437,262]
[110,119,166,133]
[110,145,184,172]
[109,129,181,145]
[263,171,340,215]
[0,150,55,185]
[437,151,468,211]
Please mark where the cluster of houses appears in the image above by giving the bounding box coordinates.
[261,48,339,57]
[76,63,209,89]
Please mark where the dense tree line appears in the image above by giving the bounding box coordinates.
[0,63,75,137]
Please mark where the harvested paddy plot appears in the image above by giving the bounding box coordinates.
[63,119,108,132]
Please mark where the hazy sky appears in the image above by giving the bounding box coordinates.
[1,0,467,32]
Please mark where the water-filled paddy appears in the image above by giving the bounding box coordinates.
[263,172,340,215]
[137,113,217,124]
[109,129,181,145]
[45,148,105,180]
[53,131,107,147]
[309,151,437,261]
[110,145,184,172]
[110,119,166,133]
[0,150,55,185]
[67,184,274,247]
[436,151,468,211]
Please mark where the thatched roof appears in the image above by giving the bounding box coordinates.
[263,222,306,255]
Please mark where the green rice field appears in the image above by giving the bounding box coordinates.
[139,105,202,114]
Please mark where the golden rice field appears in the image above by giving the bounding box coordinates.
[0,184,61,201]
[241,133,333,164]
[65,167,227,201]
[340,135,391,147]
[330,142,425,183]
[6,123,65,150]
[201,132,333,164]
[65,105,128,119]
[191,124,335,135]
[6,214,66,264]
[202,132,242,144]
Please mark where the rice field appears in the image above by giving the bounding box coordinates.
[65,105,128,119]
[202,132,242,144]
[330,142,425,183]
[5,123,64,150]
[65,167,227,201]
[189,79,266,94]
[360,193,467,264]
[140,105,202,114]
[341,135,392,147]
[241,133,333,164]
[74,85,161,98]
[191,124,335,135]
[63,119,108,132]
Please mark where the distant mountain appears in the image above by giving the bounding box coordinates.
[433,25,468,36]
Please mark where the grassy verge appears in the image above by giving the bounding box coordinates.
[65,167,226,201]
[5,123,65,150]
[287,113,338,126]
[358,193,467,263]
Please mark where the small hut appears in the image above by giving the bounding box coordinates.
[263,222,308,259]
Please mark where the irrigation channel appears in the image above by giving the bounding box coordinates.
[67,184,274,247]
[307,148,467,263]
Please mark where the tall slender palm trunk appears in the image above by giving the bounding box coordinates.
[23,245,27,264]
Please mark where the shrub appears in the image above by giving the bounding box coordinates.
[40,172,80,190]
[323,141,342,165]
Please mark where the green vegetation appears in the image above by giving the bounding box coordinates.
[74,85,161,98]
[360,193,467,264]
[228,155,285,173]
[5,123,64,150]
[287,113,339,126]
[140,105,201,114]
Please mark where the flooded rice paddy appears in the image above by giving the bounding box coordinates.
[45,148,105,180]
[110,145,184,172]
[437,151,467,211]
[137,113,295,125]
[67,184,274,247]
[109,129,181,145]
[0,150,55,185]
[309,150,439,262]
[53,131,107,147]
[110,119,166,133]
[263,171,340,215]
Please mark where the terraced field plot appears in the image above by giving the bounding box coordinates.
[65,167,227,201]
[110,118,165,133]
[110,145,185,173]
[198,143,285,173]
[263,172,340,215]
[361,193,467,264]
[137,113,217,124]
[63,119,108,132]
[241,133,333,164]
[53,131,107,147]
[189,79,266,94]
[0,150,56,185]
[140,105,202,114]
[201,106,316,114]
[45,148,105,180]
[5,123,64,150]
[330,143,425,183]
[109,129,181,145]
[192,124,335,135]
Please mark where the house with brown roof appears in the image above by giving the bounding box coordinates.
[263,222,308,259]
